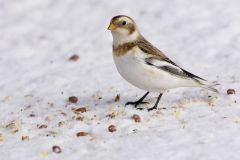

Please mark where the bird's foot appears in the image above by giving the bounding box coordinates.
[125,101,149,108]
[147,105,158,111]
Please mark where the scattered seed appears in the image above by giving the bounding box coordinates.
[132,114,141,122]
[58,121,64,127]
[38,124,48,129]
[106,112,116,119]
[6,121,20,133]
[108,125,117,133]
[227,89,236,95]
[69,54,79,61]
[76,132,88,137]
[52,145,62,153]
[21,136,29,141]
[29,113,35,117]
[68,96,78,103]
[60,112,67,116]
[74,107,87,113]
[114,94,120,102]
[76,116,84,121]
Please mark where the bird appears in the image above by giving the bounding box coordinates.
[108,15,218,111]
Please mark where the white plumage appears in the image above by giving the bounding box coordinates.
[113,47,199,93]
[108,15,218,111]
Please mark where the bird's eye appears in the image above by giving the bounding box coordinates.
[122,21,126,25]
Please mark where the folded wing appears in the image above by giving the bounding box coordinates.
[136,37,206,81]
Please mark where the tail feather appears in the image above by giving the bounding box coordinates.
[194,79,219,93]
[205,85,219,93]
[200,84,219,93]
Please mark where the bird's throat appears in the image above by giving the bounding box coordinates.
[112,30,140,47]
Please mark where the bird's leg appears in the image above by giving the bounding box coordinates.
[148,93,163,111]
[125,92,149,108]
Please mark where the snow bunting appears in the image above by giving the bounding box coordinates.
[108,15,218,111]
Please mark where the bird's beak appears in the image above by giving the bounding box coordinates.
[108,23,117,30]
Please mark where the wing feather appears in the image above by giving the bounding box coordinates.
[136,37,206,81]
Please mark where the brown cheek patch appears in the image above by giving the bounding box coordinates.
[128,24,136,35]
[113,42,136,56]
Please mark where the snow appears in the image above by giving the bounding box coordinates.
[0,0,240,159]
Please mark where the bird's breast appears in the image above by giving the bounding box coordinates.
[113,49,165,92]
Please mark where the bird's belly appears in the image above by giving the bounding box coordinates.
[113,53,194,92]
[114,54,172,92]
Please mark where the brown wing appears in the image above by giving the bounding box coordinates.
[136,37,206,81]
[136,37,168,59]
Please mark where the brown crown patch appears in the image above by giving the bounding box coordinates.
[111,15,134,23]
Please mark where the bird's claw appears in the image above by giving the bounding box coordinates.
[147,106,157,112]
[125,101,149,107]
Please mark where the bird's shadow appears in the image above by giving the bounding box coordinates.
[76,88,213,111]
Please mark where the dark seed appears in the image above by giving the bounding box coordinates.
[68,96,78,103]
[52,145,62,153]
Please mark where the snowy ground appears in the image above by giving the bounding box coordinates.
[0,0,240,159]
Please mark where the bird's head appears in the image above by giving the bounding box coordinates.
[108,15,141,46]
